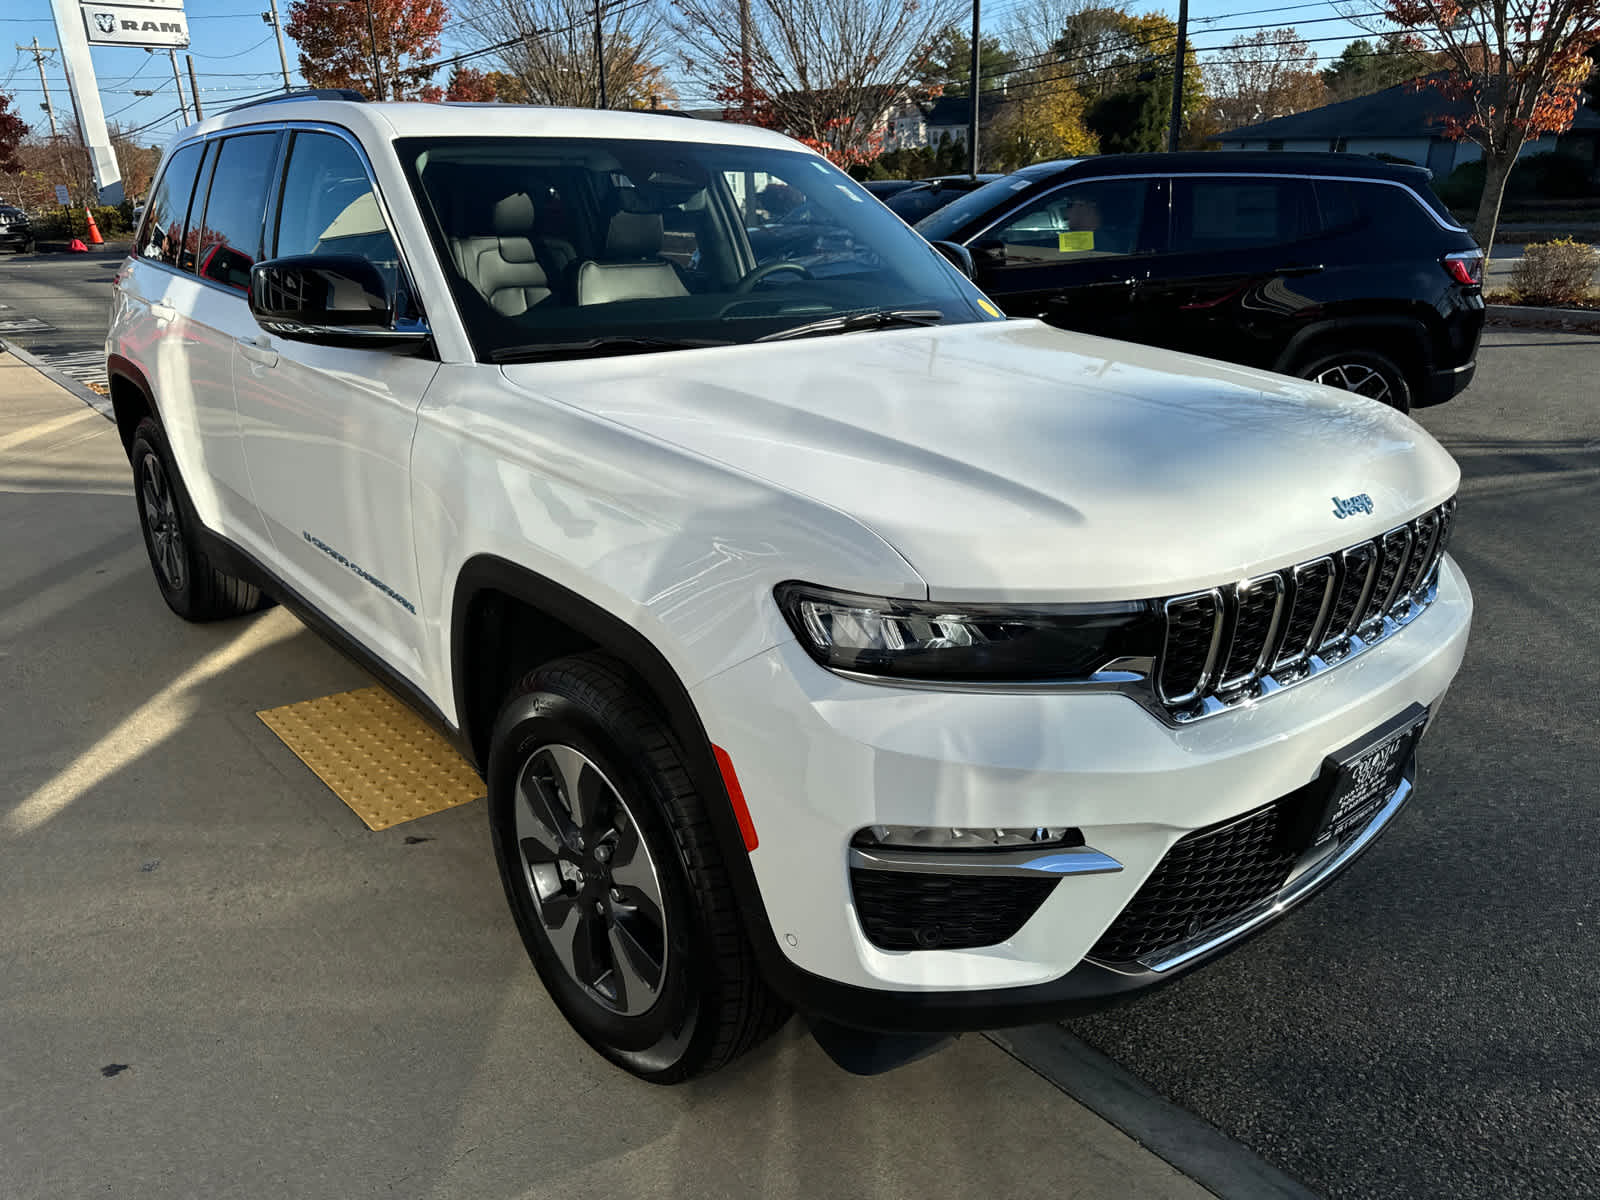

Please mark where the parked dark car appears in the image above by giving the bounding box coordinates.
[882,174,1003,224]
[0,204,35,253]
[915,152,1485,410]
[861,179,923,199]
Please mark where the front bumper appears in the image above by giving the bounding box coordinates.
[692,556,1472,1030]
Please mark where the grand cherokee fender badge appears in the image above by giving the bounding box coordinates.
[1331,493,1374,519]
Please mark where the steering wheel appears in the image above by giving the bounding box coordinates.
[734,260,813,293]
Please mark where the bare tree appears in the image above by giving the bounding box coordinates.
[1207,28,1327,131]
[456,0,673,108]
[673,0,965,164]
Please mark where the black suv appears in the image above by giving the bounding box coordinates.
[915,153,1485,410]
[0,204,35,253]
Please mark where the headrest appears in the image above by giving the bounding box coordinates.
[492,193,538,264]
[493,192,536,236]
[605,210,663,259]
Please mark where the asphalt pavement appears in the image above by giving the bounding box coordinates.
[1068,329,1600,1199]
[0,247,124,390]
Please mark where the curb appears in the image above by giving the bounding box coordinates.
[0,338,114,419]
[1486,303,1600,331]
[988,1026,1321,1200]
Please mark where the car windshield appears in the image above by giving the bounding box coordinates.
[913,163,1079,241]
[395,136,996,360]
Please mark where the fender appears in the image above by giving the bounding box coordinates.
[107,353,159,453]
[1271,313,1435,377]
[449,554,788,972]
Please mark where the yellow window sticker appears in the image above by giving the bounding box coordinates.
[977,298,1002,318]
[1058,230,1095,252]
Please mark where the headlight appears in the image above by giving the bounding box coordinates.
[775,583,1161,682]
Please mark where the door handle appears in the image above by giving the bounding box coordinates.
[150,302,177,323]
[236,334,278,368]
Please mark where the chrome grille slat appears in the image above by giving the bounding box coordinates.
[1365,526,1414,623]
[1154,500,1455,721]
[1274,557,1335,669]
[1216,574,1286,692]
[1156,591,1224,706]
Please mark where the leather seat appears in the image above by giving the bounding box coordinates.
[450,192,567,316]
[575,210,689,306]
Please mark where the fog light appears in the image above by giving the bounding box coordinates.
[852,825,1082,851]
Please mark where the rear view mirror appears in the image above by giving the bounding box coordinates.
[249,255,429,350]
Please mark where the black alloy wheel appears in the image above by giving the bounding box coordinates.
[1301,349,1413,413]
[488,653,789,1083]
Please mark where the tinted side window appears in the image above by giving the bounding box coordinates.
[1170,177,1314,253]
[194,132,281,291]
[1315,180,1359,233]
[136,142,204,267]
[273,132,397,267]
[989,178,1150,263]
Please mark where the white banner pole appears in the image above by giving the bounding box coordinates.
[48,0,123,205]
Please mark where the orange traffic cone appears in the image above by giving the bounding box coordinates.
[83,208,104,245]
[68,237,88,252]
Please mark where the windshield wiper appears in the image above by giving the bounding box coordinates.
[490,335,732,363]
[755,309,945,343]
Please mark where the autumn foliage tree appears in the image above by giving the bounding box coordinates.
[1367,0,1600,247]
[0,92,26,175]
[286,0,448,101]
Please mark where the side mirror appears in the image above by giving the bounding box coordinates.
[249,255,429,350]
[931,239,974,279]
[971,238,1006,271]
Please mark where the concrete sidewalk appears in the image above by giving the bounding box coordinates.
[0,352,1216,1200]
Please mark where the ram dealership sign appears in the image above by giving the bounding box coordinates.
[80,0,189,48]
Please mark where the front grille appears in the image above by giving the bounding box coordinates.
[1154,499,1454,719]
[850,869,1058,950]
[1090,802,1298,964]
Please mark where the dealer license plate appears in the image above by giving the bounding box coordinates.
[1309,704,1428,849]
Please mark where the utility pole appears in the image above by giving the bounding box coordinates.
[263,0,293,93]
[967,0,980,178]
[169,49,191,124]
[738,0,752,120]
[1167,0,1187,152]
[187,54,204,119]
[363,0,385,100]
[19,39,59,138]
[592,0,607,108]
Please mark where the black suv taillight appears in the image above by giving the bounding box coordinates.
[1443,250,1483,286]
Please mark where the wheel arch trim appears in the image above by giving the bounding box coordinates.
[1272,314,1435,380]
[449,554,782,954]
[107,354,158,455]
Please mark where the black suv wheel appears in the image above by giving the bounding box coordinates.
[1298,349,1413,412]
[487,652,789,1083]
[130,417,268,620]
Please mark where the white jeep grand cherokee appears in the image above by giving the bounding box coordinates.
[108,95,1471,1082]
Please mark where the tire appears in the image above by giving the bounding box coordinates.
[1298,349,1413,413]
[130,416,267,621]
[488,652,789,1083]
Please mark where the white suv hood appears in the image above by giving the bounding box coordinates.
[501,320,1460,602]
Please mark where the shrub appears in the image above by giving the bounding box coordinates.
[1508,237,1600,306]
[1434,151,1597,211]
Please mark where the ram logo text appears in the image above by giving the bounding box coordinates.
[1331,493,1375,519]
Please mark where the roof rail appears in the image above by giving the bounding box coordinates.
[227,88,367,113]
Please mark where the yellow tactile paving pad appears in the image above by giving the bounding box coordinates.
[257,687,483,831]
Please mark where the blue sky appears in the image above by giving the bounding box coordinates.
[1,0,1379,150]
